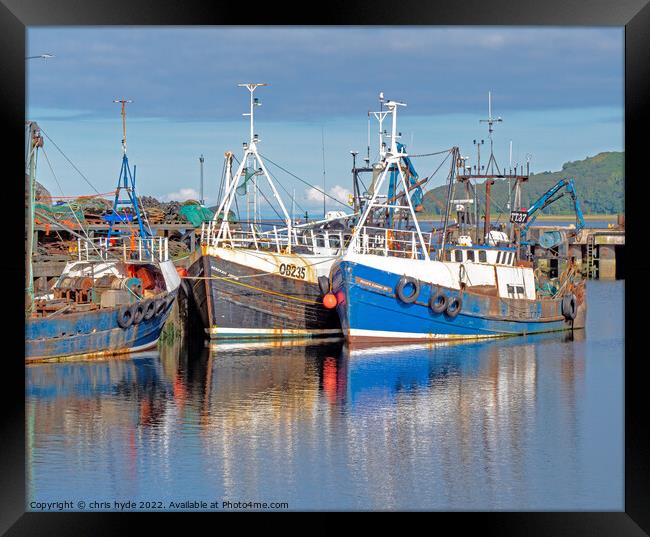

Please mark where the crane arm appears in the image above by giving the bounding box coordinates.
[520,177,585,245]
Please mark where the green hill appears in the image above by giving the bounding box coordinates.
[421,151,624,216]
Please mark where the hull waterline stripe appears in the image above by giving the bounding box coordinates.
[207,327,341,338]
[348,328,506,341]
[26,337,160,363]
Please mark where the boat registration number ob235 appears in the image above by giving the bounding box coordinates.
[278,263,306,280]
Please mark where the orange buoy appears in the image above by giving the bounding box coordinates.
[176,267,188,278]
[323,292,337,309]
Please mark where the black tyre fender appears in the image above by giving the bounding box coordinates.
[318,275,330,296]
[561,293,577,320]
[429,288,448,314]
[132,302,146,324]
[143,299,156,321]
[154,297,167,316]
[117,304,135,329]
[445,295,463,318]
[395,276,420,304]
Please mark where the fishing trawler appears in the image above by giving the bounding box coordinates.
[187,84,353,339]
[328,97,587,343]
[25,104,181,362]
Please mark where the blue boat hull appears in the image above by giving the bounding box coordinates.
[25,290,177,362]
[331,260,586,343]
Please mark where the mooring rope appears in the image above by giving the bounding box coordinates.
[183,274,320,305]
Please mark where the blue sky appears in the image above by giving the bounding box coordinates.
[27,27,623,212]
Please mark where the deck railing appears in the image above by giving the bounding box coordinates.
[77,236,170,263]
[202,222,293,252]
[201,222,436,259]
[201,221,358,255]
[351,226,436,259]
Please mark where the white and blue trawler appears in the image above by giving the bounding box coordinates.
[327,99,586,343]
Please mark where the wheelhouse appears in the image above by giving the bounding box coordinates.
[443,245,517,266]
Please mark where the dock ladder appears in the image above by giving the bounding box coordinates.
[585,234,598,279]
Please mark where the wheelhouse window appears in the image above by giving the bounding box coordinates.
[496,251,502,264]
[466,250,475,262]
[315,235,326,248]
[444,250,452,262]
[478,250,487,263]
[329,234,341,248]
[454,250,463,263]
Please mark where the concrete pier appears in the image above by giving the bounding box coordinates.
[529,225,625,280]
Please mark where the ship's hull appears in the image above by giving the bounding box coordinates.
[331,259,586,343]
[25,290,177,362]
[187,250,340,339]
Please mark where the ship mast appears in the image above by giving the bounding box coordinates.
[348,99,432,261]
[25,121,43,316]
[108,99,150,241]
[456,91,529,245]
[211,84,293,252]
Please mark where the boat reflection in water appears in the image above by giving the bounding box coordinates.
[27,325,621,511]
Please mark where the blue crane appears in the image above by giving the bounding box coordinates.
[519,177,585,249]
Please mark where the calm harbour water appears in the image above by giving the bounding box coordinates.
[26,280,624,511]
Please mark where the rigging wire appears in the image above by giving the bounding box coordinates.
[232,152,309,217]
[39,127,101,195]
[265,165,308,215]
[216,157,227,209]
[408,148,455,158]
[40,147,103,256]
[252,179,285,222]
[259,153,350,210]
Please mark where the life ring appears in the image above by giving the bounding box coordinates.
[429,288,447,314]
[143,299,156,321]
[132,302,145,324]
[561,293,577,320]
[395,276,420,304]
[446,295,463,318]
[154,297,167,316]
[117,305,135,329]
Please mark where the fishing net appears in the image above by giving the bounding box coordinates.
[179,204,214,227]
[236,168,258,196]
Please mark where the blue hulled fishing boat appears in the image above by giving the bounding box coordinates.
[25,103,181,362]
[327,97,586,343]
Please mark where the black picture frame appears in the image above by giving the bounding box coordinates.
[3,0,648,532]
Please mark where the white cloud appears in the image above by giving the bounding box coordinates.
[305,187,324,202]
[161,188,200,202]
[305,184,352,205]
[329,185,352,204]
